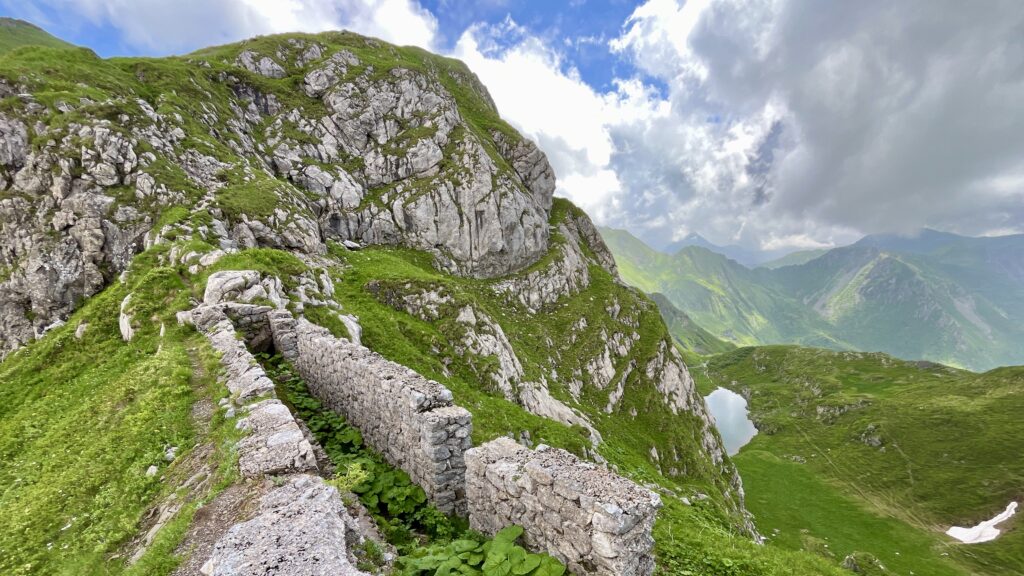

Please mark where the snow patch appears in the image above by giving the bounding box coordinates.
[946,501,1017,544]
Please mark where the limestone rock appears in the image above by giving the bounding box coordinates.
[119,294,134,342]
[236,399,319,477]
[200,475,369,576]
[236,50,286,78]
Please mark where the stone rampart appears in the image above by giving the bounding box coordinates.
[190,272,663,572]
[466,438,661,576]
[274,316,472,515]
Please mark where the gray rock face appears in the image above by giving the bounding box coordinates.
[194,311,276,401]
[491,206,617,312]
[236,50,287,78]
[288,317,472,514]
[466,438,662,576]
[201,475,368,576]
[0,40,560,353]
[236,399,318,478]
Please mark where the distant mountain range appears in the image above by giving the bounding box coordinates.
[661,232,794,268]
[602,227,1024,371]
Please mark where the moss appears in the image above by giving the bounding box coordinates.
[215,178,280,220]
[303,306,350,340]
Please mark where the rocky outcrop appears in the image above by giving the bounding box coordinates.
[466,438,662,576]
[491,203,618,312]
[201,475,368,576]
[236,399,318,478]
[0,33,559,354]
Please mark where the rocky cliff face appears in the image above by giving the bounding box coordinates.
[0,32,754,538]
[0,35,552,353]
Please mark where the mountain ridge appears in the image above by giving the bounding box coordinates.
[601,226,1024,371]
[0,28,863,576]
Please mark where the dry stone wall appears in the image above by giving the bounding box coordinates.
[273,315,473,515]
[190,273,663,573]
[466,438,661,576]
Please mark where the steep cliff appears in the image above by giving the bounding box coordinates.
[0,32,835,576]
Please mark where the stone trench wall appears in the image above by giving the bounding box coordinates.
[270,314,473,516]
[466,438,662,576]
[188,303,370,575]
[189,275,662,575]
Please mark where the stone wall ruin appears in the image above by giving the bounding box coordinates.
[188,271,661,575]
[466,438,662,576]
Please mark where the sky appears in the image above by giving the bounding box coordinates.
[3,0,1023,252]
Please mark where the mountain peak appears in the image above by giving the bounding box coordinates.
[0,17,75,53]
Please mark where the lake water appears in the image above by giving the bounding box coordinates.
[705,387,758,455]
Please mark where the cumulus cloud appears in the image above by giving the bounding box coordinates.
[7,0,1022,250]
[6,0,438,54]
[606,0,1024,248]
[452,18,669,224]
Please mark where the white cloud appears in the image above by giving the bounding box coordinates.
[9,0,438,54]
[452,19,670,223]
[603,0,1024,248]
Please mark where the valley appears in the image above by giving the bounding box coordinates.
[601,227,1024,371]
[695,345,1024,576]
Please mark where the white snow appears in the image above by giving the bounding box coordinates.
[946,501,1017,544]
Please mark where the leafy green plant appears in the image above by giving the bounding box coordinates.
[258,353,460,543]
[398,526,565,576]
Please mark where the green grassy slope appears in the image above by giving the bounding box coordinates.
[0,245,241,576]
[600,227,842,348]
[695,345,1024,576]
[650,292,735,356]
[0,235,851,576]
[758,249,829,269]
[601,227,1024,371]
[0,18,74,53]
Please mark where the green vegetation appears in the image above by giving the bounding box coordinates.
[0,18,74,53]
[695,345,1024,576]
[757,248,828,269]
[649,292,735,356]
[214,179,280,220]
[399,525,566,576]
[600,226,1024,371]
[652,497,847,576]
[263,354,462,543]
[0,244,240,576]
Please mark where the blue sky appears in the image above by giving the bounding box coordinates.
[3,0,1022,251]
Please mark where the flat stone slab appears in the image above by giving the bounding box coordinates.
[201,475,368,576]
[237,399,318,478]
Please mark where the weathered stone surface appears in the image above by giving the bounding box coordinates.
[119,294,134,342]
[236,50,286,78]
[466,438,661,576]
[0,38,561,353]
[287,318,472,514]
[194,309,275,401]
[200,475,368,576]
[236,399,318,478]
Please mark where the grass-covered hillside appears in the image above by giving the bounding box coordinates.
[0,18,75,53]
[649,292,735,357]
[0,28,864,576]
[0,222,853,576]
[600,227,1024,371]
[694,345,1024,576]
